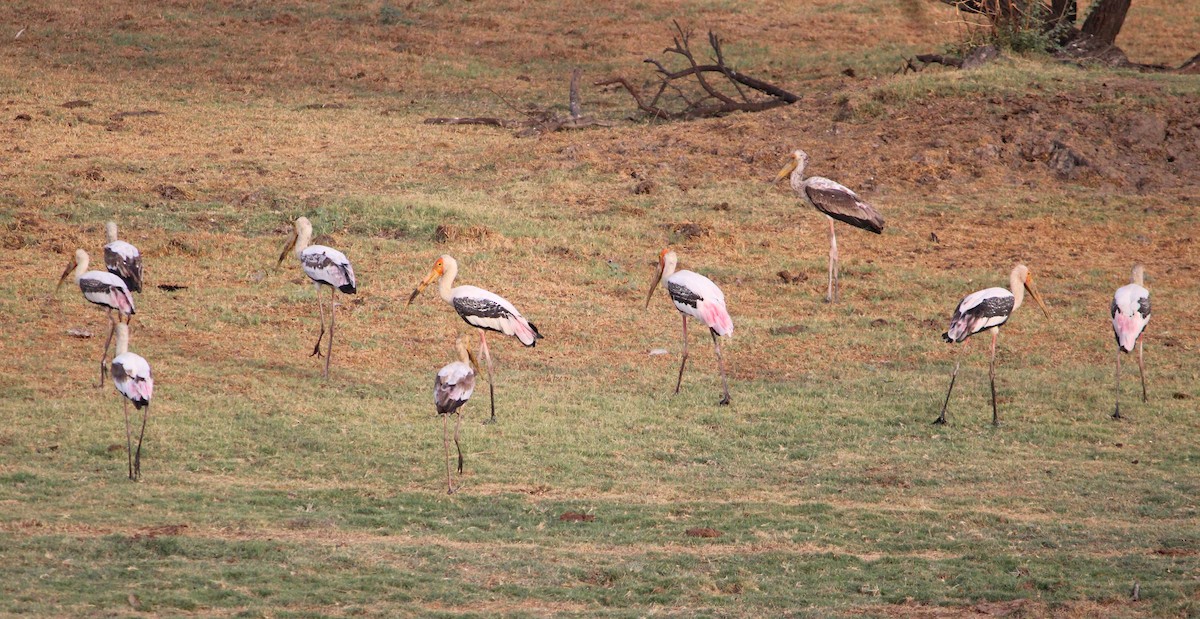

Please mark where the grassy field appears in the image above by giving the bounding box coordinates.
[1,1,1199,616]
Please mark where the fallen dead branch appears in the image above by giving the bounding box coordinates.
[423,69,610,137]
[596,21,798,121]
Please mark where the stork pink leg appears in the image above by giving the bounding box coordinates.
[989,328,1000,426]
[454,413,464,474]
[934,339,968,425]
[827,217,839,303]
[674,315,690,394]
[324,288,335,379]
[442,414,454,494]
[711,330,731,406]
[133,403,149,481]
[123,398,133,480]
[1136,339,1147,403]
[98,309,116,388]
[479,330,497,424]
[1112,346,1123,420]
[310,283,326,358]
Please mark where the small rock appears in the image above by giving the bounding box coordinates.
[66,328,93,338]
[648,348,669,356]
[633,179,655,195]
[14,114,31,121]
[962,45,1000,69]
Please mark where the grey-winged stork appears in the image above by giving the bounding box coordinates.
[645,249,734,405]
[434,334,478,494]
[774,149,885,303]
[111,323,153,481]
[277,216,357,378]
[934,264,1049,426]
[407,254,542,424]
[57,248,136,387]
[1111,264,1150,420]
[103,221,143,293]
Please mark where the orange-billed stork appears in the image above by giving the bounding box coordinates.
[645,249,734,405]
[1111,264,1150,420]
[407,254,542,424]
[935,264,1049,426]
[434,334,478,494]
[775,149,885,303]
[111,323,153,481]
[57,248,136,387]
[103,221,143,293]
[277,216,357,378]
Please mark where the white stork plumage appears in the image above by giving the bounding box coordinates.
[934,264,1049,426]
[111,323,153,481]
[407,254,542,424]
[434,335,478,494]
[57,248,136,387]
[103,221,143,294]
[1111,264,1150,420]
[277,216,357,378]
[645,249,734,405]
[775,149,885,303]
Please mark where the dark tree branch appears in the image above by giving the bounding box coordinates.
[602,24,798,121]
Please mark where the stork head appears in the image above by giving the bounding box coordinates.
[1016,264,1049,318]
[455,334,478,373]
[407,255,449,307]
[773,149,809,183]
[645,248,678,309]
[56,248,87,292]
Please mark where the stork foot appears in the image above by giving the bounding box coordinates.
[718,394,731,406]
[932,416,947,425]
[447,487,457,495]
[1111,408,1123,421]
[481,416,497,426]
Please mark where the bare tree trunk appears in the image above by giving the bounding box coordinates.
[1049,0,1077,25]
[1081,0,1131,45]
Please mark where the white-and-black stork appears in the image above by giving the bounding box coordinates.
[407,254,542,424]
[775,149,885,303]
[934,264,1049,426]
[57,248,136,387]
[645,249,734,405]
[103,221,143,294]
[434,334,478,494]
[111,323,153,481]
[277,216,357,378]
[1111,264,1150,420]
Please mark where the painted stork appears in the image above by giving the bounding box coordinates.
[103,221,143,293]
[934,264,1049,426]
[407,254,542,424]
[277,216,357,378]
[774,149,885,303]
[645,248,733,405]
[111,323,153,481]
[57,248,136,387]
[434,334,478,494]
[1111,264,1150,420]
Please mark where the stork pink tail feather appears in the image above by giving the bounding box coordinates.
[1114,315,1140,352]
[702,301,734,337]
[511,316,541,347]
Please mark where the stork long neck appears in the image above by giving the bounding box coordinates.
[1009,269,1025,311]
[1131,265,1144,287]
[439,259,458,303]
[790,160,809,193]
[105,222,118,243]
[661,257,677,283]
[294,225,312,259]
[115,327,129,356]
[75,253,90,282]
